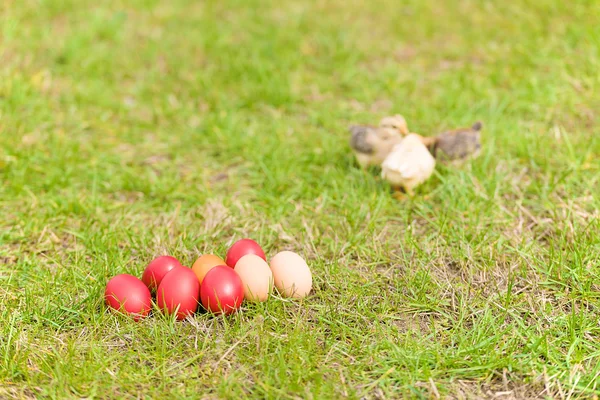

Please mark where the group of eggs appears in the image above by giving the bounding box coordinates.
[104,238,313,320]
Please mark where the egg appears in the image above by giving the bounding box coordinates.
[191,254,226,284]
[269,251,312,299]
[141,255,183,292]
[200,265,244,315]
[105,274,152,321]
[225,238,266,268]
[156,266,200,320]
[234,254,273,302]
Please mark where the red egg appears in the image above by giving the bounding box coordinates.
[156,267,200,320]
[105,274,152,321]
[200,265,244,315]
[225,238,266,268]
[142,255,183,292]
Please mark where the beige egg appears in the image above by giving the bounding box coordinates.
[234,254,273,302]
[269,251,312,299]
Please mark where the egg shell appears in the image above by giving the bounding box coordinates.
[225,238,266,268]
[157,266,200,320]
[141,255,183,292]
[191,254,226,285]
[234,254,273,302]
[105,274,152,321]
[200,265,244,315]
[269,251,312,299]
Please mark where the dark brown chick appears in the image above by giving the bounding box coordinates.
[424,121,483,162]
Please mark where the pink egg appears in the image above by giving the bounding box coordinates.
[141,255,183,292]
[200,265,245,315]
[157,267,200,320]
[225,238,266,268]
[105,274,152,321]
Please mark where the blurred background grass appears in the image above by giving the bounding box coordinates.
[1,0,599,398]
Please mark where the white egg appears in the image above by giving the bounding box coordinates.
[269,251,312,299]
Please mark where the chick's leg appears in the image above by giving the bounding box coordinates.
[405,187,416,197]
[392,192,406,200]
[391,186,409,200]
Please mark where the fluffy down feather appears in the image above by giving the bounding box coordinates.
[381,134,436,195]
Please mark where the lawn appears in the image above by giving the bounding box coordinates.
[1,0,600,398]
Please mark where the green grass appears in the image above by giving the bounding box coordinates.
[1,0,600,398]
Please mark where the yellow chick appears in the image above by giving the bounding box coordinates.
[381,133,436,197]
[378,114,410,136]
[348,114,410,169]
[348,125,404,169]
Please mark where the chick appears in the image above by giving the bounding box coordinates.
[348,113,411,168]
[378,114,410,136]
[348,124,404,169]
[381,133,436,197]
[425,121,483,162]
